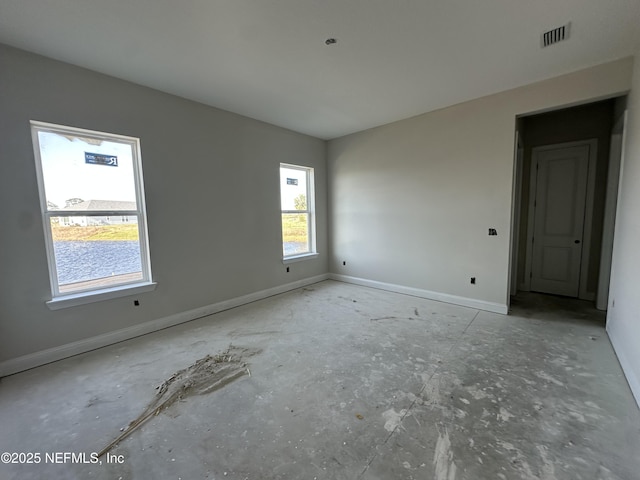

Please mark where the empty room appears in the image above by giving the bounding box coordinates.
[1,1,640,479]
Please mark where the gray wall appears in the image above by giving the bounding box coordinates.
[328,58,633,310]
[0,44,327,363]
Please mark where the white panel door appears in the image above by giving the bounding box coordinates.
[531,145,590,297]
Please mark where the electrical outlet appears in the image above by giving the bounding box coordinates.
[470,277,476,285]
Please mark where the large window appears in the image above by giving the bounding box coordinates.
[280,163,316,260]
[31,121,154,308]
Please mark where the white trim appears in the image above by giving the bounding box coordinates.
[329,274,508,314]
[30,120,153,301]
[596,137,619,307]
[280,163,317,259]
[282,253,320,264]
[598,111,628,310]
[578,139,598,300]
[509,129,524,298]
[606,111,629,313]
[522,147,538,292]
[607,323,640,408]
[0,274,329,377]
[46,281,157,310]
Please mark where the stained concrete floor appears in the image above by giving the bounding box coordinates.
[1,280,639,480]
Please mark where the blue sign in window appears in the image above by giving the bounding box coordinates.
[85,152,118,167]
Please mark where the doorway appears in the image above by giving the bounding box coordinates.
[511,97,627,307]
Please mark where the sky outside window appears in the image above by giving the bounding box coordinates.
[38,130,137,209]
[280,166,307,210]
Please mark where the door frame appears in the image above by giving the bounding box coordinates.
[509,129,524,298]
[597,110,628,310]
[523,139,598,300]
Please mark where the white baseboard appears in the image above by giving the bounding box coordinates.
[0,274,330,377]
[329,274,508,315]
[607,324,640,409]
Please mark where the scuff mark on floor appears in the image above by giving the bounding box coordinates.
[535,371,565,387]
[433,425,457,480]
[370,316,417,322]
[228,330,281,338]
[536,445,557,480]
[98,345,260,457]
[466,384,492,400]
[497,407,514,422]
[421,375,442,407]
[496,440,537,479]
[382,408,407,432]
[567,410,586,423]
[597,465,621,480]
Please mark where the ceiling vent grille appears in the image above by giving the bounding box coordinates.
[541,23,570,48]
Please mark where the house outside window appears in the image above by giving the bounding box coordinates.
[280,163,316,261]
[31,121,154,308]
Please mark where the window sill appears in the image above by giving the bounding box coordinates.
[46,282,157,310]
[282,253,319,264]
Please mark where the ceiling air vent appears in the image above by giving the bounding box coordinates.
[541,22,570,48]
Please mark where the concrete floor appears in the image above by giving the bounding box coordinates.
[1,280,638,480]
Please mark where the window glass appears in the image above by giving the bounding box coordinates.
[38,130,138,211]
[50,217,143,292]
[280,167,307,210]
[282,213,310,256]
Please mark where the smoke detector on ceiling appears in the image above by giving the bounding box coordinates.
[541,22,571,48]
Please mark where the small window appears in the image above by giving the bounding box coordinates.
[280,164,316,260]
[31,121,154,307]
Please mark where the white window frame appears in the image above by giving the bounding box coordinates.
[31,121,155,309]
[280,163,318,263]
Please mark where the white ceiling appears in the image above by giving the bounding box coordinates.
[1,1,639,139]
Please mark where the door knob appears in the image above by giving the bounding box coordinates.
[574,240,581,244]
